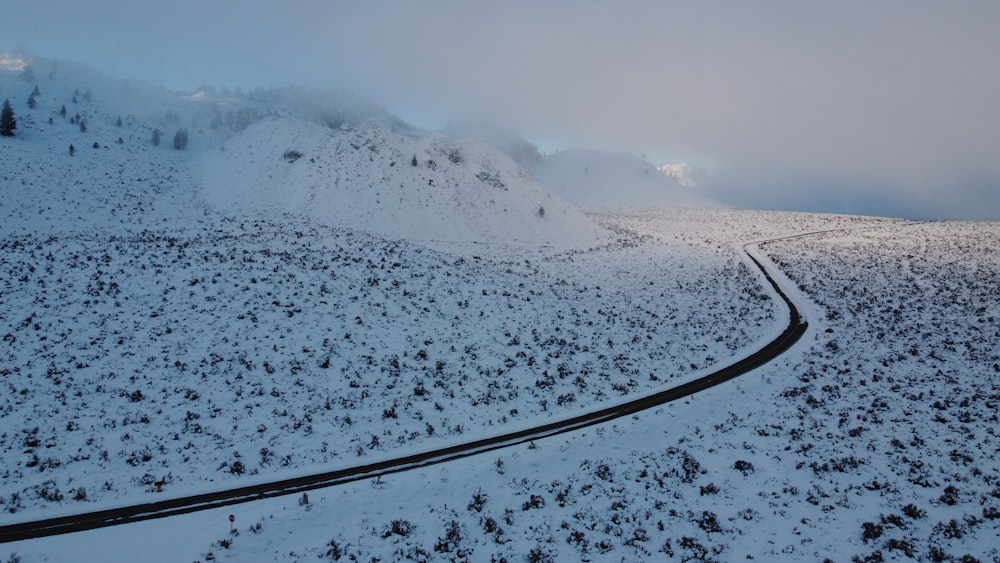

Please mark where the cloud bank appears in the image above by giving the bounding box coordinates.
[4,1,999,219]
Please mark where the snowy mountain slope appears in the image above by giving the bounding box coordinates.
[200,117,607,244]
[440,120,543,168]
[0,56,226,238]
[530,149,724,208]
[0,56,190,131]
[3,54,605,246]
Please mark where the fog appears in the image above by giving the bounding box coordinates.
[5,1,999,219]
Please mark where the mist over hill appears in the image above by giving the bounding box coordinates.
[659,162,711,189]
[200,117,606,244]
[0,54,615,244]
[3,53,731,244]
[530,149,725,209]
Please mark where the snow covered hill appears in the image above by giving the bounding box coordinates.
[530,149,724,208]
[200,117,605,244]
[1,54,605,246]
[0,55,229,238]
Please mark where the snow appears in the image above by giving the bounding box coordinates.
[0,54,30,73]
[530,149,723,209]
[200,117,606,245]
[2,56,999,562]
[658,162,710,189]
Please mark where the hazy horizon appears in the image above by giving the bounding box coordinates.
[4,1,998,220]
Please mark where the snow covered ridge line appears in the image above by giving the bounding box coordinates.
[0,239,807,544]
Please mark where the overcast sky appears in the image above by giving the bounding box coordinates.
[4,1,999,219]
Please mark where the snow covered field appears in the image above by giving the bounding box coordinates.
[3,57,999,561]
[6,211,997,562]
[184,215,995,563]
[0,211,779,515]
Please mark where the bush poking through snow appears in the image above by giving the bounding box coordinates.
[694,511,723,534]
[467,488,488,513]
[382,519,413,538]
[433,520,467,556]
[861,521,883,543]
[326,540,344,560]
[939,485,960,506]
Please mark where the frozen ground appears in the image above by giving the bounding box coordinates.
[0,212,778,515]
[2,56,998,562]
[190,215,997,563]
[5,211,998,562]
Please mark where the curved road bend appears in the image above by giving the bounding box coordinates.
[0,241,807,544]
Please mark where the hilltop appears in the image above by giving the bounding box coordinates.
[0,54,606,246]
[200,117,604,244]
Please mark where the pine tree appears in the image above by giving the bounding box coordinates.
[151,128,161,146]
[59,105,67,118]
[79,119,87,133]
[173,128,188,150]
[27,94,37,109]
[0,99,17,137]
[69,144,75,156]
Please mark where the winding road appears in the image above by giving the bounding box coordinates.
[0,240,808,544]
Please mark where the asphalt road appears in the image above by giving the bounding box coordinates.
[0,242,807,544]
